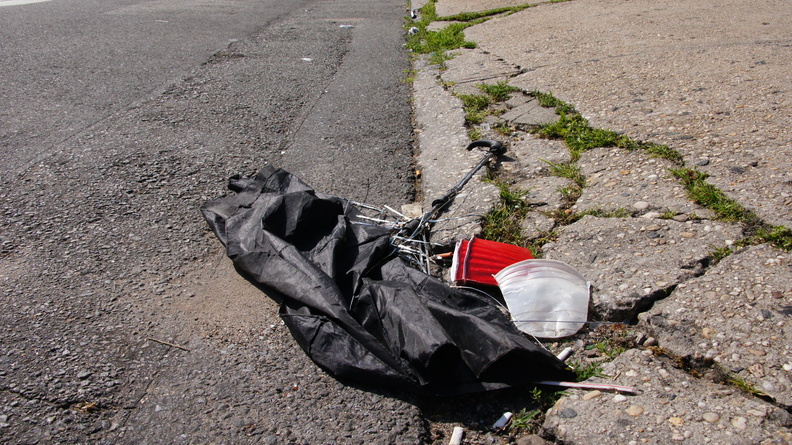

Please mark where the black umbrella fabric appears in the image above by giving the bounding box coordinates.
[201,167,574,395]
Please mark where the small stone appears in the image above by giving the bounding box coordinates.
[583,390,602,401]
[644,337,658,347]
[747,409,766,418]
[633,201,650,210]
[702,412,720,423]
[668,417,684,427]
[625,405,644,416]
[77,369,92,379]
[558,408,578,418]
[671,433,685,441]
[701,328,714,339]
[613,394,628,403]
[730,416,747,430]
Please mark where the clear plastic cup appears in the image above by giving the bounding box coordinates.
[494,259,590,338]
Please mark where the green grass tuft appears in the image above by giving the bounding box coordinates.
[751,225,792,251]
[530,90,576,115]
[478,81,519,102]
[481,182,531,246]
[569,360,604,381]
[542,159,585,188]
[669,168,759,224]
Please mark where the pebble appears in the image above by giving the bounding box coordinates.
[558,409,578,419]
[672,214,689,222]
[613,394,628,403]
[583,390,602,401]
[730,416,747,430]
[668,417,684,427]
[625,405,644,416]
[702,412,720,423]
[633,201,650,210]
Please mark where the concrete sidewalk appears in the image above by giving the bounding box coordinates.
[412,0,791,443]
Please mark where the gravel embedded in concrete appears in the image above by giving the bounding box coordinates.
[575,146,713,218]
[640,243,792,406]
[544,349,792,444]
[543,216,743,321]
[465,0,792,228]
[413,58,500,245]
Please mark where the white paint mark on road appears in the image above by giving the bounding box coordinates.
[0,0,51,7]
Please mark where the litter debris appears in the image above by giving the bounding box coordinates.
[492,411,513,429]
[390,140,506,275]
[339,24,355,29]
[556,346,574,362]
[408,26,419,35]
[449,426,464,445]
[201,165,575,395]
[494,259,590,338]
[536,380,637,394]
[450,237,533,286]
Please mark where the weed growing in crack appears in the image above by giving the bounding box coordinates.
[481,181,531,246]
[670,168,792,250]
[643,142,684,164]
[556,185,582,203]
[725,373,769,398]
[478,81,520,102]
[457,81,519,125]
[709,245,734,263]
[569,360,604,381]
[457,93,491,124]
[751,225,792,251]
[536,113,629,160]
[669,168,759,224]
[509,408,541,430]
[524,230,558,258]
[530,90,576,115]
[542,159,585,188]
[493,122,515,136]
[530,90,685,165]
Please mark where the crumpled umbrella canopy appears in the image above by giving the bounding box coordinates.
[201,167,574,395]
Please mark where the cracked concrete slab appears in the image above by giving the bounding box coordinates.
[465,0,792,228]
[575,146,714,218]
[440,48,520,96]
[501,134,570,180]
[640,243,792,406]
[543,216,743,321]
[544,349,792,444]
[500,94,559,127]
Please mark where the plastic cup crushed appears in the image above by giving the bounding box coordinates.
[494,259,590,338]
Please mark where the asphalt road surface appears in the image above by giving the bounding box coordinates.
[0,0,426,442]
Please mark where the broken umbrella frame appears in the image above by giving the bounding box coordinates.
[364,139,507,274]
